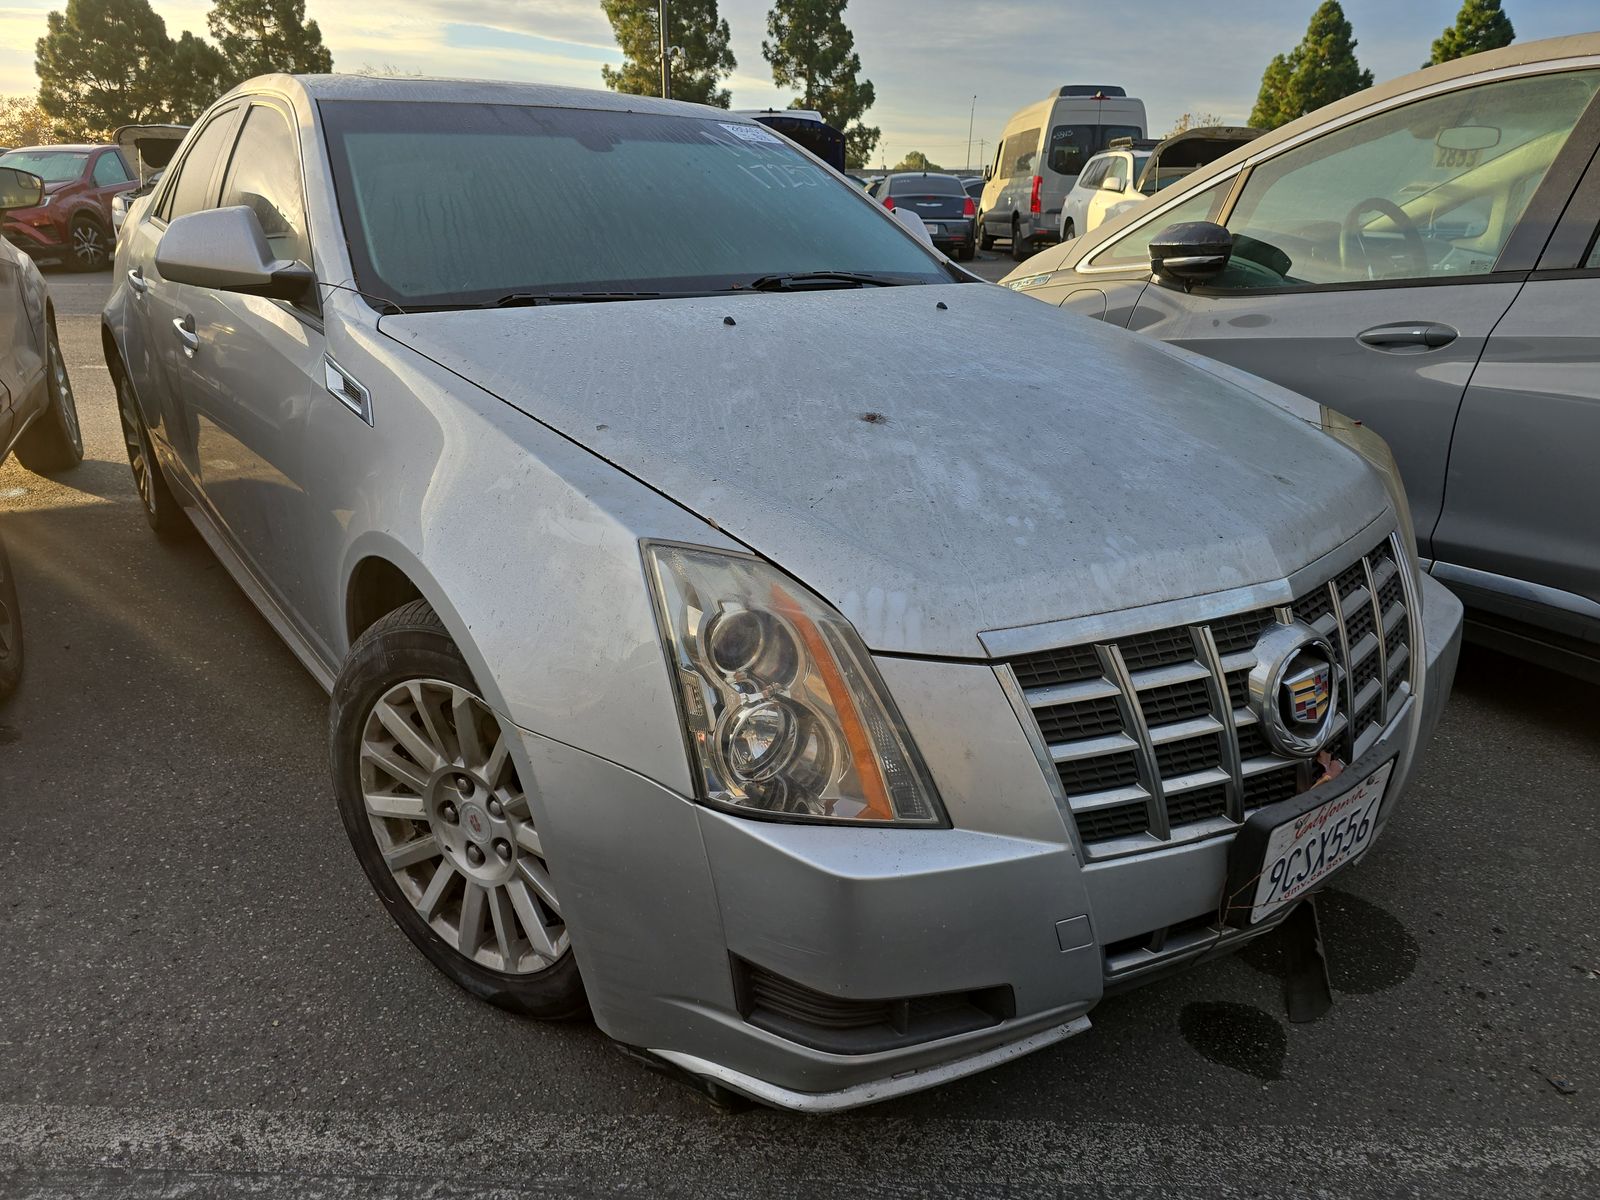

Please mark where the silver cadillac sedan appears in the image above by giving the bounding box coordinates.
[102,75,1463,1111]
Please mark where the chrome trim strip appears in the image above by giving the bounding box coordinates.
[324,354,373,426]
[1193,624,1244,822]
[1127,659,1212,691]
[1070,784,1152,814]
[1432,561,1600,623]
[1327,579,1356,742]
[1162,767,1231,795]
[1098,644,1168,839]
[1147,714,1223,744]
[1024,677,1121,707]
[980,514,1391,658]
[650,1016,1094,1113]
[1363,556,1389,725]
[992,665,1088,864]
[1049,732,1138,763]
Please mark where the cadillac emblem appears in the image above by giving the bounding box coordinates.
[1248,621,1340,758]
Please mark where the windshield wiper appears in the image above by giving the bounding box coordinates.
[491,290,670,307]
[743,271,908,292]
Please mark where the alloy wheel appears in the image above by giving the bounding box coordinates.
[359,678,568,974]
[50,337,82,457]
[72,221,106,269]
[117,382,154,514]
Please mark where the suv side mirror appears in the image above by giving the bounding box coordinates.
[983,164,992,181]
[0,167,43,212]
[155,205,315,302]
[1149,220,1232,288]
[1102,175,1125,192]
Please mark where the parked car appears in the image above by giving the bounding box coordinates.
[1133,125,1263,197]
[1057,142,1154,242]
[735,109,847,172]
[0,144,137,270]
[110,124,188,234]
[1003,34,1600,681]
[869,171,976,259]
[976,85,1147,261]
[105,74,1460,1111]
[0,164,85,701]
[960,176,984,200]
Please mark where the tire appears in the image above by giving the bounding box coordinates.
[69,214,110,271]
[956,242,975,262]
[1061,218,1076,243]
[977,214,995,252]
[0,530,21,704]
[330,600,587,1020]
[114,370,188,539]
[14,323,84,474]
[1010,219,1032,262]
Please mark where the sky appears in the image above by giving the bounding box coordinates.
[0,1,1595,168]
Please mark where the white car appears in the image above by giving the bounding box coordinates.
[1056,144,1152,242]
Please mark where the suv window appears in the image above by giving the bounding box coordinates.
[92,152,130,186]
[160,109,238,222]
[219,104,309,265]
[1077,157,1108,189]
[1214,69,1600,289]
[1003,129,1041,177]
[1087,179,1230,269]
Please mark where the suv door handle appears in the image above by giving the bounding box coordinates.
[1357,322,1458,351]
[127,267,147,295]
[172,315,199,358]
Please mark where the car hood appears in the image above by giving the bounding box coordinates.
[381,284,1390,657]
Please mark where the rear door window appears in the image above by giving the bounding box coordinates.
[1047,126,1087,177]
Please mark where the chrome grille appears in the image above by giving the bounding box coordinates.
[1008,532,1415,859]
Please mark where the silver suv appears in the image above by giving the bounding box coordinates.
[102,75,1462,1110]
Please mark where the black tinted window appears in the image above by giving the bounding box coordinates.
[220,104,309,265]
[888,174,964,196]
[1097,125,1143,152]
[1048,126,1088,176]
[161,110,237,221]
[321,101,949,308]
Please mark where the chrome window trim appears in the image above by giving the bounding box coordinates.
[1074,54,1600,278]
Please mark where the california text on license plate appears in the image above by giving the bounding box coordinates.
[1248,760,1395,924]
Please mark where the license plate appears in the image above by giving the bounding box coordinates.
[1247,760,1394,924]
[923,221,942,234]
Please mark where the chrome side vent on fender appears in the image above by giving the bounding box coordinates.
[324,355,373,426]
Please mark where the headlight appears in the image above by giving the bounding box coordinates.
[644,543,945,826]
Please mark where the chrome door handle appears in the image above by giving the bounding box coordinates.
[172,315,198,358]
[127,267,148,295]
[1357,322,1458,351]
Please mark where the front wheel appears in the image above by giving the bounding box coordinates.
[330,600,586,1019]
[115,372,188,539]
[1060,218,1076,243]
[0,530,22,704]
[14,324,83,474]
[69,215,109,271]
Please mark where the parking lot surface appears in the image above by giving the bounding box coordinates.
[1,269,1597,1198]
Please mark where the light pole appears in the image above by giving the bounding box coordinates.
[658,0,672,99]
[966,95,977,172]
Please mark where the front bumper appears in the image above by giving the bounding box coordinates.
[516,573,1462,1111]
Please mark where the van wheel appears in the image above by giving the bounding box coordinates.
[978,215,994,252]
[330,599,587,1020]
[1010,218,1031,262]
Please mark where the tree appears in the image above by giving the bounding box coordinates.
[1249,1,1374,131]
[0,96,52,147]
[35,0,178,140]
[761,0,880,167]
[167,31,230,123]
[891,150,941,172]
[600,1,736,109]
[1167,111,1226,137]
[207,0,333,88]
[1429,0,1514,65]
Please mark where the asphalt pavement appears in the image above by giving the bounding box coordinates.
[0,268,1597,1198]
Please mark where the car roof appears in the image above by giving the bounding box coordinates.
[224,73,751,123]
[1068,32,1600,254]
[7,144,106,153]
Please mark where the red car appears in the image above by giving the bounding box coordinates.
[0,144,137,271]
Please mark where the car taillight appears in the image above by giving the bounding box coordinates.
[1029,175,1042,214]
[963,197,976,217]
[882,197,895,210]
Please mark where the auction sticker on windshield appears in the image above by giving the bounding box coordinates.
[1248,760,1395,925]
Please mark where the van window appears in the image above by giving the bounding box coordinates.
[1003,129,1041,177]
[1048,126,1088,176]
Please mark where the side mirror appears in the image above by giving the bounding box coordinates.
[1103,176,1125,192]
[982,164,992,181]
[0,167,43,212]
[893,204,935,246]
[1149,220,1232,288]
[155,205,315,302]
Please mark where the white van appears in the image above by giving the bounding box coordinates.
[976,85,1146,261]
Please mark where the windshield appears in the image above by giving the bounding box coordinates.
[888,174,964,196]
[0,150,88,183]
[319,101,951,308]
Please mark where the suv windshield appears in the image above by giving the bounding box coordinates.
[0,150,88,183]
[319,101,952,308]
